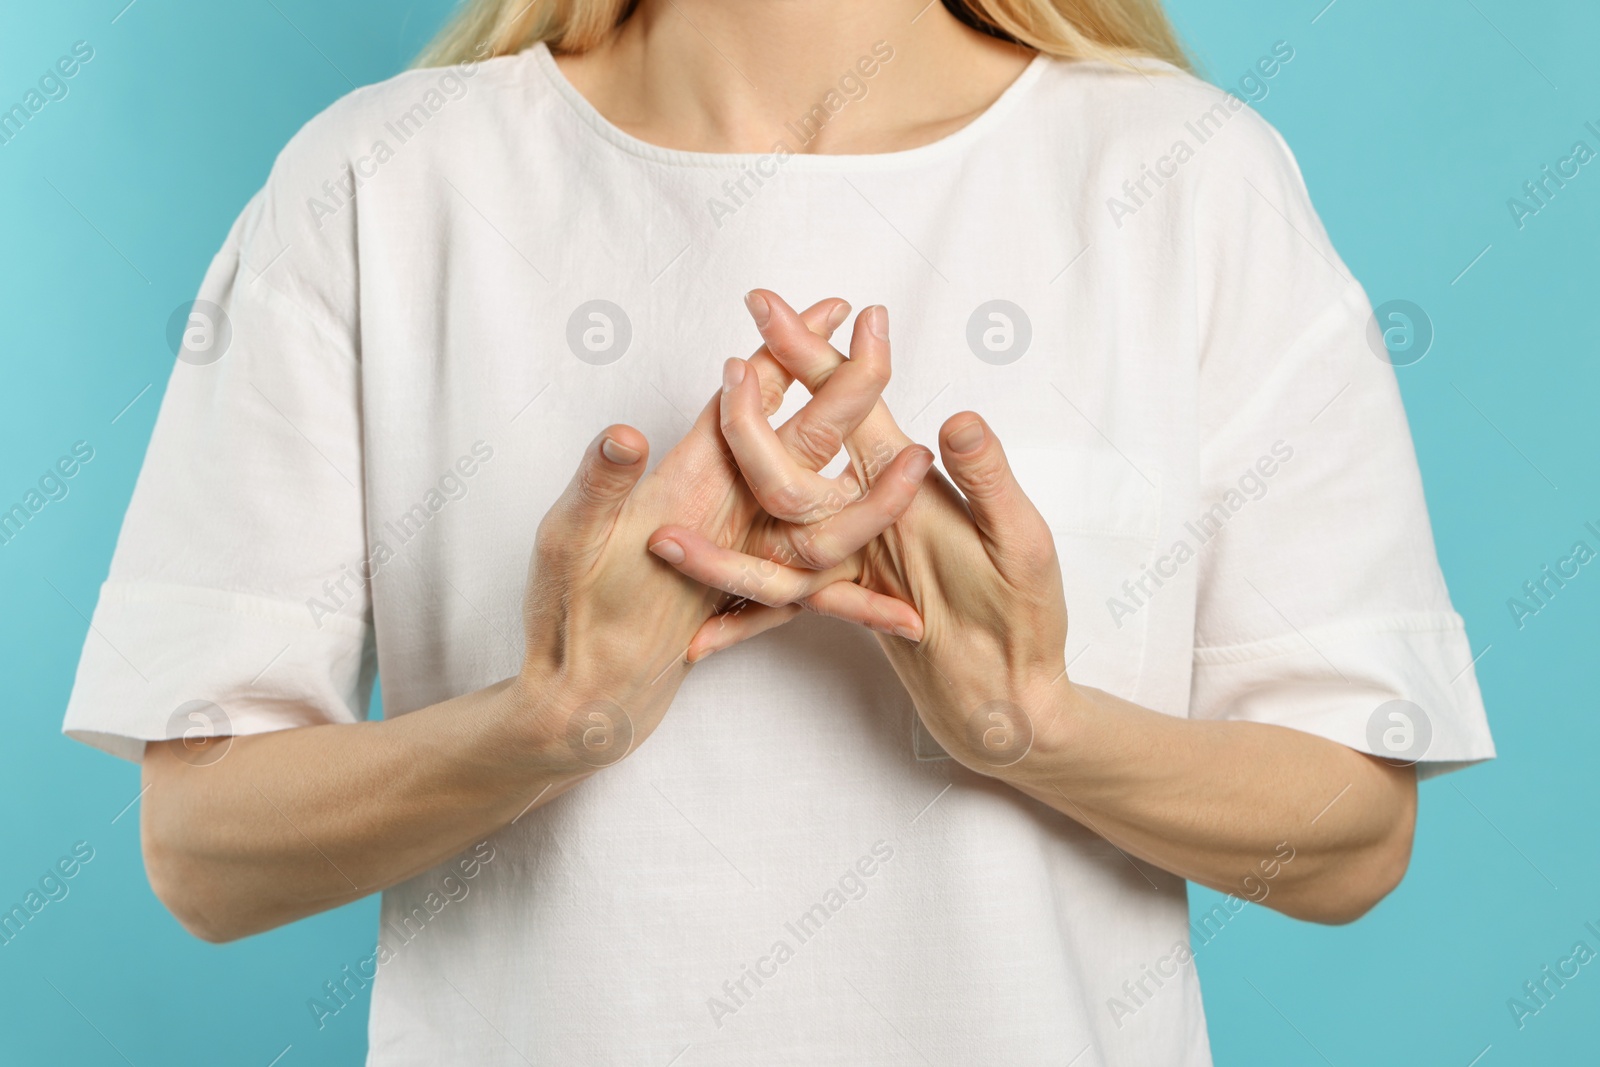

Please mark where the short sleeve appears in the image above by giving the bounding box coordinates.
[1186,111,1494,779]
[62,103,375,761]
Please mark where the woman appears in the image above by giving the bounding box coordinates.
[64,0,1494,1063]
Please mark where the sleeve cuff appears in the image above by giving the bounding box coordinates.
[62,581,375,762]
[1191,612,1495,781]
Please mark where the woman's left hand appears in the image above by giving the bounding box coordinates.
[650,291,1071,775]
[652,291,1420,927]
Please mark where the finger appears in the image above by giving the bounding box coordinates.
[648,527,923,639]
[773,302,891,471]
[937,413,1051,571]
[721,316,924,527]
[686,575,923,660]
[544,425,649,548]
[801,580,923,641]
[664,533,922,648]
[644,521,872,628]
[766,445,933,569]
[747,297,851,419]
[686,601,801,662]
[673,299,848,480]
[718,355,844,521]
[648,525,836,606]
[747,290,914,458]
[744,289,846,390]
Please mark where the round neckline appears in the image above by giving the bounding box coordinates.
[527,40,1050,171]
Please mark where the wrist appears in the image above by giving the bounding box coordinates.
[979,677,1092,788]
[492,666,614,783]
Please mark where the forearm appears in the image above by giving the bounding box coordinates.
[141,674,590,942]
[1001,682,1416,924]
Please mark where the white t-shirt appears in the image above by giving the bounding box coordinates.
[64,42,1494,1066]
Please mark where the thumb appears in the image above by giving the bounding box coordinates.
[937,413,1045,566]
[548,425,650,546]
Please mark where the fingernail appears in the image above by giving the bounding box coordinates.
[722,358,746,394]
[893,623,920,642]
[947,420,984,455]
[601,437,640,465]
[903,448,934,482]
[744,291,771,327]
[649,538,686,564]
[825,301,851,332]
[866,305,889,340]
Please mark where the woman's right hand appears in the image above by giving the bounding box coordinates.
[512,299,934,776]
[139,298,931,943]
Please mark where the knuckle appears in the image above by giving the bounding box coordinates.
[858,359,892,391]
[960,463,998,495]
[532,514,571,570]
[960,457,1009,496]
[791,533,837,570]
[573,462,619,509]
[757,376,788,415]
[1030,527,1062,568]
[791,417,844,465]
[803,486,848,524]
[766,479,816,521]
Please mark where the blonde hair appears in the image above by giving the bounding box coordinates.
[416,0,1189,71]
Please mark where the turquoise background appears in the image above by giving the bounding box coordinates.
[2,1,1595,1063]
